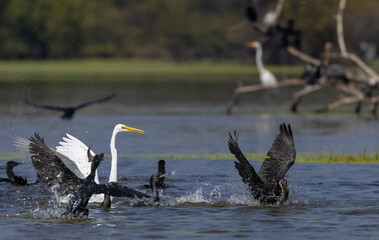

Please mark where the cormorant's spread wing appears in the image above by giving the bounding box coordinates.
[95,184,151,199]
[228,132,264,192]
[28,133,84,195]
[74,93,116,110]
[24,100,66,111]
[56,133,96,179]
[258,123,296,186]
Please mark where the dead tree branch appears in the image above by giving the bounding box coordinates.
[336,0,348,57]
[226,79,305,114]
[287,46,321,66]
[291,78,329,112]
[326,96,359,111]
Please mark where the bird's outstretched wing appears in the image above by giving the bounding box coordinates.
[95,184,151,199]
[228,132,264,192]
[74,93,116,110]
[28,133,84,195]
[55,133,96,179]
[258,123,296,187]
[24,100,66,111]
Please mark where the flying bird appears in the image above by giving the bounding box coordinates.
[24,93,116,120]
[246,41,277,85]
[228,123,296,204]
[0,161,27,186]
[26,133,151,216]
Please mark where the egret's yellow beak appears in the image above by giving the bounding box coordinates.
[246,41,256,48]
[122,126,145,134]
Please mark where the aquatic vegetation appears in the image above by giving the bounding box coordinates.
[3,151,379,164]
[128,152,379,164]
[0,59,304,83]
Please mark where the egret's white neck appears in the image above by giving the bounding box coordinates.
[108,129,119,183]
[255,45,265,73]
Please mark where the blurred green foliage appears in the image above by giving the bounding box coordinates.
[0,0,378,61]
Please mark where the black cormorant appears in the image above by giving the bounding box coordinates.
[245,0,258,22]
[27,133,152,216]
[301,64,348,86]
[24,93,116,120]
[156,160,166,189]
[144,160,167,189]
[228,123,296,204]
[0,161,27,186]
[150,173,168,202]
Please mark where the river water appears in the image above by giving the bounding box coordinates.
[0,78,378,239]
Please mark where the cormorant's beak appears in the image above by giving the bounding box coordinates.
[158,173,168,178]
[87,146,94,162]
[0,166,5,170]
[122,126,144,134]
[246,41,256,48]
[99,153,105,161]
[16,161,25,166]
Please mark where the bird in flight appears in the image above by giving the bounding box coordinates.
[24,93,116,120]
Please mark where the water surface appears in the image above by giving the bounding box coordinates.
[0,78,378,239]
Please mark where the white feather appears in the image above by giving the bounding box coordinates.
[55,133,102,203]
[56,133,96,179]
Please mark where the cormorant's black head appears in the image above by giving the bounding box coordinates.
[7,161,24,169]
[158,160,165,166]
[90,153,104,173]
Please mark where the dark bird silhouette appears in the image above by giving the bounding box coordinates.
[26,133,152,216]
[245,0,258,22]
[150,173,168,202]
[0,161,27,186]
[24,93,116,120]
[144,160,167,190]
[156,160,166,189]
[276,19,302,49]
[301,64,348,86]
[102,172,166,210]
[228,123,296,204]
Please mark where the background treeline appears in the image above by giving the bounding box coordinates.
[0,0,378,61]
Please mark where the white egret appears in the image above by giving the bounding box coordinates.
[246,41,277,85]
[54,124,144,202]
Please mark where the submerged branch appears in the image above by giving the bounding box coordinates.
[234,79,304,94]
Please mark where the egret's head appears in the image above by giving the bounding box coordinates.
[114,124,144,135]
[246,41,261,49]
